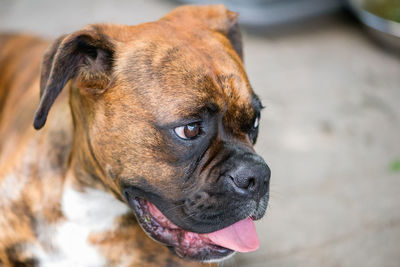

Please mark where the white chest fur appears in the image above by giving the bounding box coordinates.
[35,185,130,267]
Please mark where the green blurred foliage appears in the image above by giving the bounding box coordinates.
[364,0,400,22]
[389,159,400,173]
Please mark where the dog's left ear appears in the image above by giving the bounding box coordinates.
[163,5,243,60]
[34,25,114,130]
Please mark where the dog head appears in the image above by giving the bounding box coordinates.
[34,5,270,262]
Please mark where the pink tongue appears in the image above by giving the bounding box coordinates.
[204,218,259,252]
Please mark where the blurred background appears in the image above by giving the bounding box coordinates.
[1,0,399,266]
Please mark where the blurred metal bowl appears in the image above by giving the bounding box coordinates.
[347,0,400,52]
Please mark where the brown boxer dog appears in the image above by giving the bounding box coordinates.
[0,5,270,267]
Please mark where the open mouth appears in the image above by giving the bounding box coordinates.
[128,197,260,262]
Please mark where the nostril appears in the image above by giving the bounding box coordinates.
[247,177,256,190]
[229,174,257,191]
[222,155,270,199]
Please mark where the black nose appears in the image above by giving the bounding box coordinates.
[223,153,270,200]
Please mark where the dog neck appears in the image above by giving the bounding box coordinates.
[68,157,124,202]
[33,171,130,267]
[62,171,130,230]
[67,85,124,201]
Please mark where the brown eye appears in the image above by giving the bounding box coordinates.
[174,123,201,140]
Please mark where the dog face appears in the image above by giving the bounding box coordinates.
[34,5,270,262]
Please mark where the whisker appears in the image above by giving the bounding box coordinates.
[163,203,186,214]
[182,212,197,221]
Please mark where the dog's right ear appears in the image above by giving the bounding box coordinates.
[34,26,115,130]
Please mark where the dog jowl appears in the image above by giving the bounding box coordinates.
[0,4,270,265]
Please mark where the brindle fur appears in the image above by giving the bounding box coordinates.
[0,5,260,266]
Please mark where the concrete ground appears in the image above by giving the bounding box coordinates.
[1,0,399,266]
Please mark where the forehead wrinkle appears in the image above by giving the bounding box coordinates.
[149,70,253,126]
[217,73,253,108]
[155,101,220,126]
[152,98,206,124]
[118,22,254,125]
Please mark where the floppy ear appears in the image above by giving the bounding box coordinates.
[163,5,243,60]
[34,26,115,130]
